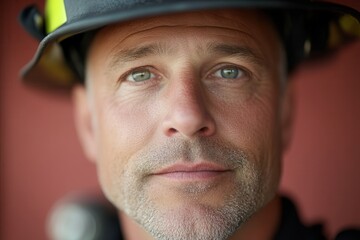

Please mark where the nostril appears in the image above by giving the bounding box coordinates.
[166,126,209,137]
[168,128,178,136]
[199,127,209,134]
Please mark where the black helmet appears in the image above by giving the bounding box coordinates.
[19,0,360,90]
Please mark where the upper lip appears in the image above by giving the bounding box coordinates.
[153,162,230,175]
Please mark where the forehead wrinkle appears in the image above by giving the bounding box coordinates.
[107,22,260,49]
[106,24,261,61]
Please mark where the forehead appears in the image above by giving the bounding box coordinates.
[105,9,272,33]
[90,9,280,51]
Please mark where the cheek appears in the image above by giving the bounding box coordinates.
[93,95,158,199]
[96,95,156,155]
[219,95,280,151]
[218,90,282,190]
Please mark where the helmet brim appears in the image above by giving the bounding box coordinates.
[20,0,360,90]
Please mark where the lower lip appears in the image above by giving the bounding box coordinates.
[154,170,230,180]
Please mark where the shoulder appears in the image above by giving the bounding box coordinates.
[335,229,360,240]
[273,196,325,240]
[274,196,360,240]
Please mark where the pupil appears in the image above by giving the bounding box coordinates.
[221,68,238,78]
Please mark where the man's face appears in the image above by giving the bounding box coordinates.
[75,9,289,240]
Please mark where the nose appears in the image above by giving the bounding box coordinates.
[162,79,216,138]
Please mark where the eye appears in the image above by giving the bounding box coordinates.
[214,67,245,79]
[126,68,155,82]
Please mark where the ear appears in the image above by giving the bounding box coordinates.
[281,80,296,152]
[72,84,98,162]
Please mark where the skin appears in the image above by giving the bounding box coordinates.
[73,9,294,240]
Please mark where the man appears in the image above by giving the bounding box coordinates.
[19,0,360,239]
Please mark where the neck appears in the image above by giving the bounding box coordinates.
[119,195,282,240]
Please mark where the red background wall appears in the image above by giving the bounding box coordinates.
[1,0,359,239]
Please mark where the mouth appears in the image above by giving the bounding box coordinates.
[151,162,232,181]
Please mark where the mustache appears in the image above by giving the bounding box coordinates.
[130,137,248,175]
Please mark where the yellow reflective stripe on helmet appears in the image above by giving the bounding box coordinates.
[329,14,360,48]
[339,14,360,37]
[45,0,67,34]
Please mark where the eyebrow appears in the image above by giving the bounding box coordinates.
[107,42,266,72]
[108,43,173,70]
[205,42,266,67]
